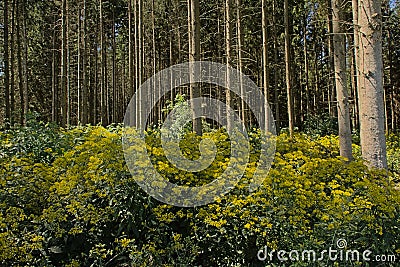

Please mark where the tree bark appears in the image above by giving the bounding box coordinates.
[60,0,68,127]
[189,0,202,135]
[332,0,353,161]
[356,0,387,169]
[4,0,11,124]
[225,0,232,132]
[262,0,270,131]
[284,0,294,136]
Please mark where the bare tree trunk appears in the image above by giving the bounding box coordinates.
[128,0,133,97]
[356,0,387,169]
[112,5,117,123]
[236,0,245,122]
[225,0,232,132]
[10,0,16,124]
[51,14,58,123]
[4,0,11,124]
[189,0,202,135]
[77,2,82,124]
[262,0,270,131]
[303,16,310,119]
[272,0,280,132]
[284,0,294,136]
[332,0,353,161]
[100,0,107,126]
[137,0,143,127]
[60,0,68,127]
[82,0,88,125]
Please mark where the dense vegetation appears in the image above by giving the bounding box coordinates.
[0,121,398,266]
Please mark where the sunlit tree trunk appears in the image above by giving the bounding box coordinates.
[225,0,232,132]
[284,0,294,136]
[262,0,270,131]
[332,0,353,161]
[356,0,387,169]
[189,0,202,135]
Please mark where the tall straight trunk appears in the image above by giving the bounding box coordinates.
[189,0,202,135]
[137,0,143,127]
[327,0,336,117]
[272,0,279,132]
[332,0,353,161]
[4,0,11,123]
[303,16,310,117]
[236,0,245,122]
[112,6,117,123]
[152,0,158,123]
[128,0,133,97]
[21,0,28,124]
[261,0,270,131]
[352,0,360,132]
[16,0,24,125]
[356,0,387,169]
[77,2,82,123]
[60,0,68,127]
[284,0,294,136]
[225,0,232,132]
[100,0,107,126]
[51,14,58,122]
[10,0,16,124]
[82,0,88,125]
[66,0,71,125]
[350,44,358,130]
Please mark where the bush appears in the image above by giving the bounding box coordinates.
[0,125,399,266]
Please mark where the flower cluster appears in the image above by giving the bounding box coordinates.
[0,123,398,266]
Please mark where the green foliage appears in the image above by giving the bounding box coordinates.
[0,125,399,266]
[302,113,339,137]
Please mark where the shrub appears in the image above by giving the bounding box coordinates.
[0,125,398,266]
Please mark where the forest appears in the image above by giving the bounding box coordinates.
[0,0,399,266]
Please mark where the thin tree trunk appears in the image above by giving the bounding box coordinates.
[10,0,16,124]
[60,0,68,127]
[225,0,232,132]
[4,0,11,124]
[284,0,294,136]
[236,0,245,123]
[82,0,88,125]
[272,0,280,132]
[112,5,117,123]
[77,2,82,123]
[51,14,58,123]
[332,0,353,161]
[100,0,107,126]
[262,0,270,131]
[16,0,24,125]
[189,0,202,135]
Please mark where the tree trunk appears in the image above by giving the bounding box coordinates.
[100,0,107,126]
[332,0,353,161]
[51,14,58,123]
[225,0,232,132]
[189,0,202,135]
[272,0,280,132]
[284,0,294,136]
[262,0,270,131]
[236,0,245,122]
[60,0,68,127]
[356,0,387,169]
[4,0,11,124]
